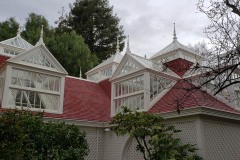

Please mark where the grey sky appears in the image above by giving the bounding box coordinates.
[0,0,210,57]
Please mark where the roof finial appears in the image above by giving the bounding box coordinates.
[17,26,21,37]
[36,25,45,46]
[126,35,131,53]
[116,37,120,54]
[79,67,82,79]
[173,23,177,41]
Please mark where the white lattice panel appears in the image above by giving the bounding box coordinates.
[203,121,240,160]
[81,127,104,160]
[173,121,198,145]
[125,138,145,160]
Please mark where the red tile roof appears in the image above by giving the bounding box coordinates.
[0,55,9,68]
[149,80,240,114]
[99,79,111,98]
[164,58,193,77]
[45,77,111,122]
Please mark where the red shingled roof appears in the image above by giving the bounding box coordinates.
[45,77,111,122]
[99,78,111,98]
[0,55,9,68]
[164,58,193,77]
[149,80,240,114]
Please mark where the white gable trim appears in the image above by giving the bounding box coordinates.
[7,44,68,75]
[110,53,145,81]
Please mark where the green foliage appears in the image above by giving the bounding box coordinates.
[0,109,89,160]
[21,13,55,45]
[110,107,202,160]
[66,0,125,62]
[0,17,19,41]
[48,30,98,77]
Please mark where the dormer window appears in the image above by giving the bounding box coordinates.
[8,68,61,112]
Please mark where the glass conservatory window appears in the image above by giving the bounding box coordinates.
[114,75,144,113]
[114,94,144,114]
[88,72,99,81]
[115,75,144,97]
[4,49,19,56]
[120,59,139,75]
[150,74,172,101]
[8,88,59,111]
[7,68,61,112]
[101,67,112,79]
[11,68,60,93]
[22,52,55,68]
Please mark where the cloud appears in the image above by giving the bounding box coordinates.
[0,0,210,58]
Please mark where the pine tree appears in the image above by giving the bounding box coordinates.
[67,0,125,62]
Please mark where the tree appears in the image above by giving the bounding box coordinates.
[0,17,19,41]
[48,30,98,77]
[110,107,201,160]
[21,12,55,45]
[66,0,125,62]
[188,40,210,57]
[192,0,240,97]
[0,109,89,160]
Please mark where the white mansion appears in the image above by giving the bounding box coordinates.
[0,26,240,160]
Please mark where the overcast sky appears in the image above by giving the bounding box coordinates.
[0,0,210,57]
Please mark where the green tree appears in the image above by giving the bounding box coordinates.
[110,107,201,160]
[21,12,55,45]
[66,0,125,62]
[48,30,98,77]
[0,17,19,41]
[0,109,89,160]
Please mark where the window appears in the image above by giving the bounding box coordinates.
[101,67,112,78]
[7,68,61,112]
[113,75,144,113]
[150,74,172,101]
[4,49,19,56]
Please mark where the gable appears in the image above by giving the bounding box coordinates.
[164,58,193,77]
[7,44,67,74]
[110,54,144,80]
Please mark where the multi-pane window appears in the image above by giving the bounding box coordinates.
[114,94,144,114]
[101,67,112,79]
[4,49,19,56]
[22,52,55,68]
[114,75,144,113]
[88,73,99,81]
[150,74,172,101]
[115,75,144,97]
[8,68,61,112]
[120,59,139,75]
[11,68,60,93]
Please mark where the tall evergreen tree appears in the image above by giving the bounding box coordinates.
[67,0,125,62]
[21,13,55,45]
[0,17,19,41]
[48,31,98,77]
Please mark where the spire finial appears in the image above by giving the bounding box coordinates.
[79,67,82,79]
[116,37,120,54]
[173,23,177,41]
[17,26,21,37]
[126,35,131,53]
[36,25,45,46]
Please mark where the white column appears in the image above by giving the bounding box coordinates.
[111,82,115,116]
[2,65,12,108]
[143,72,150,110]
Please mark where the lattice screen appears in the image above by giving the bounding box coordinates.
[125,138,145,160]
[203,120,240,160]
[173,121,198,145]
[82,127,104,160]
